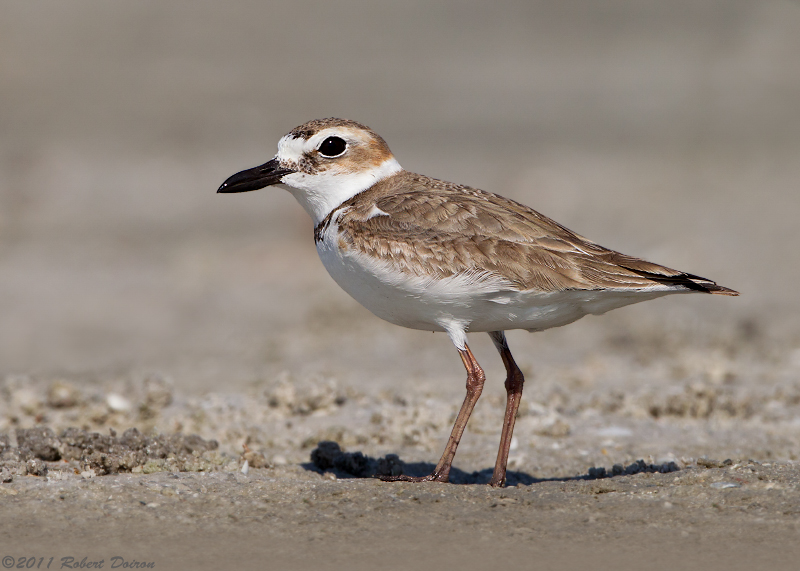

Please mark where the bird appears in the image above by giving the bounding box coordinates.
[218,118,738,487]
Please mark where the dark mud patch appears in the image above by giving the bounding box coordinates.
[1,426,220,480]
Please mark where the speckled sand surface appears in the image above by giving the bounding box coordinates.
[2,1,800,569]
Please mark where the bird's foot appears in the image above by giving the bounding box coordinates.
[487,475,506,488]
[379,472,449,483]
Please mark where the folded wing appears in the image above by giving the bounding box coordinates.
[334,172,738,296]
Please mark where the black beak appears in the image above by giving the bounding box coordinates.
[217,158,295,193]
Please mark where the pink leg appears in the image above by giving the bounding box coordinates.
[382,343,486,483]
[488,331,525,488]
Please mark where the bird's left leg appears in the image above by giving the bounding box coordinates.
[381,342,486,483]
[487,331,526,487]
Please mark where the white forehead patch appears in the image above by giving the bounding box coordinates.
[276,134,309,164]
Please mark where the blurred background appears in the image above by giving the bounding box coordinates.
[1,0,798,397]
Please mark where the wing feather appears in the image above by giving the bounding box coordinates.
[329,172,738,296]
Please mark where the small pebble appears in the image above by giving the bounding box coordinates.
[106,393,132,412]
[26,458,48,477]
[710,482,740,489]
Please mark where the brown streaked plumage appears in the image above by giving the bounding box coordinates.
[319,170,738,296]
[288,118,375,140]
[219,117,738,488]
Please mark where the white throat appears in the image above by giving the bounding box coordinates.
[279,158,402,225]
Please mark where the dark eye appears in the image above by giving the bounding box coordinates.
[318,136,347,157]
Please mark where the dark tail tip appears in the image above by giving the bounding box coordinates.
[705,284,739,296]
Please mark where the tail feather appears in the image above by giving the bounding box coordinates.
[622,265,739,296]
[596,251,739,296]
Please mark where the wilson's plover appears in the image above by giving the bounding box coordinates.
[219,118,737,487]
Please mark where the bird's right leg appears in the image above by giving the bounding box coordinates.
[487,330,525,488]
[381,343,486,483]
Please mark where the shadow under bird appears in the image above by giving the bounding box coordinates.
[218,118,738,487]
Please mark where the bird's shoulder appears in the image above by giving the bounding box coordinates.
[337,171,592,247]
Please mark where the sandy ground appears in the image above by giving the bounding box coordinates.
[1,1,800,569]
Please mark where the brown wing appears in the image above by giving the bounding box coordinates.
[333,172,738,295]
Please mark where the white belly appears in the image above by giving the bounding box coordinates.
[316,227,676,336]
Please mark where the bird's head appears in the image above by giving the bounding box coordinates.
[218,118,402,224]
